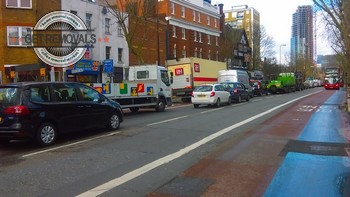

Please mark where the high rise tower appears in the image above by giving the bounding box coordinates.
[291,5,314,65]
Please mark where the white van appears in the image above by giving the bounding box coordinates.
[218,69,253,98]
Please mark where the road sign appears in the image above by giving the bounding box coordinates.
[103,59,114,73]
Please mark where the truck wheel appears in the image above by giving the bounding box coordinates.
[194,104,199,108]
[270,86,277,94]
[155,99,166,112]
[129,107,139,113]
[215,98,221,108]
[36,122,57,146]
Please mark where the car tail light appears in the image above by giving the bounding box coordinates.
[336,83,339,87]
[210,91,215,97]
[234,88,238,93]
[4,106,30,116]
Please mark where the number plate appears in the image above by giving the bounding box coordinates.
[198,95,206,97]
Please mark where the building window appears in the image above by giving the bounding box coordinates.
[194,31,197,42]
[106,46,111,59]
[6,0,31,8]
[197,13,201,22]
[207,16,210,25]
[182,46,186,58]
[70,10,77,15]
[182,28,186,39]
[117,22,123,36]
[173,44,177,58]
[215,36,219,46]
[216,51,219,61]
[208,50,211,60]
[193,10,196,21]
[86,13,92,30]
[171,2,175,14]
[181,6,185,17]
[198,32,202,42]
[105,18,110,34]
[214,19,217,27]
[172,26,176,37]
[207,35,211,44]
[194,47,198,57]
[199,48,202,58]
[118,48,123,62]
[7,26,32,46]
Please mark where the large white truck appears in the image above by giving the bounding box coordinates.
[91,65,173,112]
[218,69,253,98]
[167,57,227,102]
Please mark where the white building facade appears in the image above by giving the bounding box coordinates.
[61,0,129,83]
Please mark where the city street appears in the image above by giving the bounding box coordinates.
[0,87,349,196]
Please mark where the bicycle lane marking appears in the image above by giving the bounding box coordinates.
[264,90,350,197]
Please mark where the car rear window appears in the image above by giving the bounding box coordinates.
[193,85,213,92]
[0,87,19,106]
[222,83,237,89]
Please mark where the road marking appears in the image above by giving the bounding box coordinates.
[77,91,321,197]
[21,131,121,158]
[201,107,224,114]
[251,98,263,102]
[147,115,189,126]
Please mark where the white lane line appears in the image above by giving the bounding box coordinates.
[77,92,320,197]
[147,115,189,126]
[251,98,263,102]
[21,131,121,158]
[200,107,223,114]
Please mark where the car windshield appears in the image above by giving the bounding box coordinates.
[193,85,213,92]
[0,87,19,106]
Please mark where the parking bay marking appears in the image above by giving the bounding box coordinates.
[21,131,121,158]
[77,92,320,197]
[147,115,189,126]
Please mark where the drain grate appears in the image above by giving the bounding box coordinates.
[280,140,350,156]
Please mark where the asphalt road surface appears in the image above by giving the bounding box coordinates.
[0,87,349,197]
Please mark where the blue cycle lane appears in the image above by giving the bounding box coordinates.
[264,90,350,197]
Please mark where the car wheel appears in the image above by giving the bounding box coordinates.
[36,122,57,146]
[155,99,166,112]
[246,95,250,101]
[107,113,121,130]
[215,98,221,108]
[129,107,139,113]
[228,97,232,105]
[194,104,199,108]
[238,95,242,103]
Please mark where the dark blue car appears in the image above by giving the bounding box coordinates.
[221,82,250,103]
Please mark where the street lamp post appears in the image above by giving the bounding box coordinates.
[279,44,286,73]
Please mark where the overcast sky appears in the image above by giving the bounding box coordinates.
[221,0,334,63]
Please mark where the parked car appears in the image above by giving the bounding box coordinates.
[0,82,124,146]
[191,84,231,108]
[251,80,269,96]
[221,82,250,103]
[304,80,314,89]
[324,80,340,90]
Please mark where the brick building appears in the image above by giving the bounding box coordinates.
[1,0,61,84]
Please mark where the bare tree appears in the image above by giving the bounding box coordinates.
[313,0,350,73]
[260,25,276,59]
[102,0,158,65]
